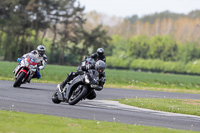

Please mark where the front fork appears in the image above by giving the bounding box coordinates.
[15,68,29,83]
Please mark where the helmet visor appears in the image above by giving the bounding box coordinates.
[39,50,45,56]
[98,68,104,73]
[98,52,103,56]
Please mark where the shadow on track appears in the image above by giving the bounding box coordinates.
[13,86,52,92]
[57,100,118,111]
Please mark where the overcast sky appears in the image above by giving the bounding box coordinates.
[78,0,200,17]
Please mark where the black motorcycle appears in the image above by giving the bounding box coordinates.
[52,68,102,105]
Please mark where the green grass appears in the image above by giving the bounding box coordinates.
[0,109,197,133]
[117,98,200,116]
[1,61,200,132]
[1,61,200,93]
[0,61,77,84]
[106,69,200,89]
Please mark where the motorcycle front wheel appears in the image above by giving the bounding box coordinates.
[13,71,26,87]
[68,86,87,105]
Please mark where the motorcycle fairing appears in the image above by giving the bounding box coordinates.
[65,75,84,101]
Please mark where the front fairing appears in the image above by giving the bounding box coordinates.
[18,54,39,72]
[14,54,40,80]
[84,69,99,85]
[65,75,85,100]
[60,69,99,102]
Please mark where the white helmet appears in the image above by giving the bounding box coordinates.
[37,45,46,56]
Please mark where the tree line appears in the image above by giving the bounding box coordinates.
[1,1,200,75]
[84,10,200,45]
[82,10,200,74]
[0,0,110,65]
[108,35,200,63]
[106,35,200,74]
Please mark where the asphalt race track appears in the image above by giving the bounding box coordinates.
[0,80,200,131]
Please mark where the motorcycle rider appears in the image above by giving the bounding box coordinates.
[14,45,47,80]
[57,60,106,100]
[87,60,106,99]
[57,48,106,92]
[90,48,106,63]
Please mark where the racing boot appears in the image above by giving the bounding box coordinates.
[58,72,78,93]
[58,74,73,93]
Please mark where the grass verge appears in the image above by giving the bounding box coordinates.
[116,98,200,116]
[1,61,200,94]
[0,109,197,133]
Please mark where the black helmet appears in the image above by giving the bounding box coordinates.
[37,45,46,56]
[95,60,106,73]
[97,48,104,56]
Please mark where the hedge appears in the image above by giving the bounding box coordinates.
[107,56,200,75]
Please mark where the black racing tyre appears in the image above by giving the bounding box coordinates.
[52,91,62,104]
[13,71,26,87]
[68,86,87,105]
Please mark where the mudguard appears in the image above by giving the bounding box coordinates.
[18,69,28,79]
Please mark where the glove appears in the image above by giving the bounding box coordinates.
[100,77,106,82]
[33,66,40,71]
[91,85,103,91]
[17,58,22,63]
[95,85,103,91]
[81,65,87,71]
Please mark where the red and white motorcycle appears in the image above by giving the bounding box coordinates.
[13,53,39,87]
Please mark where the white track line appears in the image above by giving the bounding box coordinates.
[82,100,200,120]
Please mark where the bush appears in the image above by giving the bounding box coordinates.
[107,56,130,68]
[185,60,200,74]
[107,58,200,75]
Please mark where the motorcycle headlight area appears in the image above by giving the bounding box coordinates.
[84,75,90,84]
[20,60,26,66]
[28,65,34,69]
[24,60,29,66]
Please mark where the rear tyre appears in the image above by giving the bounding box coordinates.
[13,72,26,87]
[68,86,87,105]
[52,91,62,104]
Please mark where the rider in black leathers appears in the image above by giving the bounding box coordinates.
[57,48,106,99]
[90,48,106,62]
[58,60,106,100]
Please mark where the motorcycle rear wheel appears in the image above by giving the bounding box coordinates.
[13,71,26,87]
[68,86,87,105]
[52,91,62,104]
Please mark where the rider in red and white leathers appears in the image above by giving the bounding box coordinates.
[14,45,47,80]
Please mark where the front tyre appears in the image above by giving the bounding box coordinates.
[52,91,62,104]
[13,71,26,87]
[68,86,87,105]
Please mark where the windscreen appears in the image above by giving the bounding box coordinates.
[28,54,40,63]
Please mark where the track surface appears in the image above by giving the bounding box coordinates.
[0,80,200,131]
